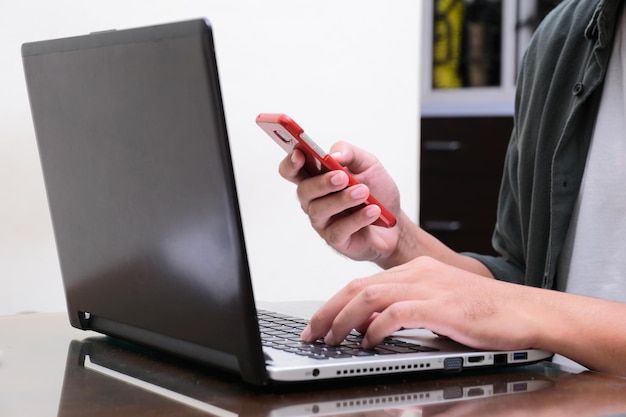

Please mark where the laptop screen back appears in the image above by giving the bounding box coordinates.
[22,20,266,384]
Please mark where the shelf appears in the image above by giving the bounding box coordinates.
[420,1,563,116]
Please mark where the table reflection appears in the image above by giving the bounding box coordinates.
[57,337,626,417]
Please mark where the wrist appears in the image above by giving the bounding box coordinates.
[376,211,420,269]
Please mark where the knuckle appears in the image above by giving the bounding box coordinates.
[360,285,381,305]
[277,162,290,180]
[307,207,331,236]
[386,303,405,321]
[387,301,416,322]
[295,187,309,209]
[410,255,438,272]
[305,201,321,219]
[324,226,344,246]
[278,158,301,183]
[300,201,310,216]
[345,277,368,298]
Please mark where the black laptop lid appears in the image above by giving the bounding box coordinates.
[22,19,266,384]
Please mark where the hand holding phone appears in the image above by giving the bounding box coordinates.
[256,113,396,228]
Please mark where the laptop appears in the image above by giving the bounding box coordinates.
[21,19,553,386]
[58,337,554,416]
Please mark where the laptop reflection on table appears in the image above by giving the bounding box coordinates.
[57,337,553,417]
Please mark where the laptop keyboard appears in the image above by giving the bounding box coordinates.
[258,310,438,360]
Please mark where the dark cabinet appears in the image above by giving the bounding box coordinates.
[420,116,512,255]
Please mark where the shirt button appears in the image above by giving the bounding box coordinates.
[573,82,584,95]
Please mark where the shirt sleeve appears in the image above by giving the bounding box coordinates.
[463,117,528,285]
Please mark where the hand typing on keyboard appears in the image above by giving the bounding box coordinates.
[258,310,437,360]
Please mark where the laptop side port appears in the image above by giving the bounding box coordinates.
[443,357,463,372]
[467,355,485,363]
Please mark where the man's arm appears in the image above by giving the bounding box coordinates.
[302,256,626,376]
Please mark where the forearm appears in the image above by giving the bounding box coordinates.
[377,212,494,279]
[525,288,626,376]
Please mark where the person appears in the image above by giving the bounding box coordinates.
[278,0,626,376]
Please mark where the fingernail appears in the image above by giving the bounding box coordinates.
[330,171,347,186]
[301,325,312,341]
[350,186,368,200]
[290,151,298,164]
[365,205,379,218]
[361,336,372,349]
[325,329,336,345]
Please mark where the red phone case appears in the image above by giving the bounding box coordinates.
[256,113,396,228]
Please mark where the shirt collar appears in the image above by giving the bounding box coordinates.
[585,0,625,47]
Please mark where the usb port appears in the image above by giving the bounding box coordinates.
[512,352,528,361]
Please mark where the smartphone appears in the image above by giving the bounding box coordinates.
[256,113,396,228]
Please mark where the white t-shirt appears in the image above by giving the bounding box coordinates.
[554,10,626,370]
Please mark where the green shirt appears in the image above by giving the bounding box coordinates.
[467,0,625,288]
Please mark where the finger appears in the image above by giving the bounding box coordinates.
[302,263,428,343]
[361,300,434,348]
[296,170,350,213]
[320,204,381,251]
[305,184,378,231]
[354,312,379,334]
[326,282,418,345]
[302,276,372,342]
[330,142,380,175]
[278,149,307,184]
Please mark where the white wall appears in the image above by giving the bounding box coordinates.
[0,1,420,315]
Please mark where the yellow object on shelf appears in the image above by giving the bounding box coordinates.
[432,0,465,89]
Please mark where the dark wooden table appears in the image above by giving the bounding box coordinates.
[2,312,626,416]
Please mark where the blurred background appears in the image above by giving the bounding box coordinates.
[0,1,420,315]
[1,1,564,315]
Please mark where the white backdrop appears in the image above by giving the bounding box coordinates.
[0,1,420,315]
